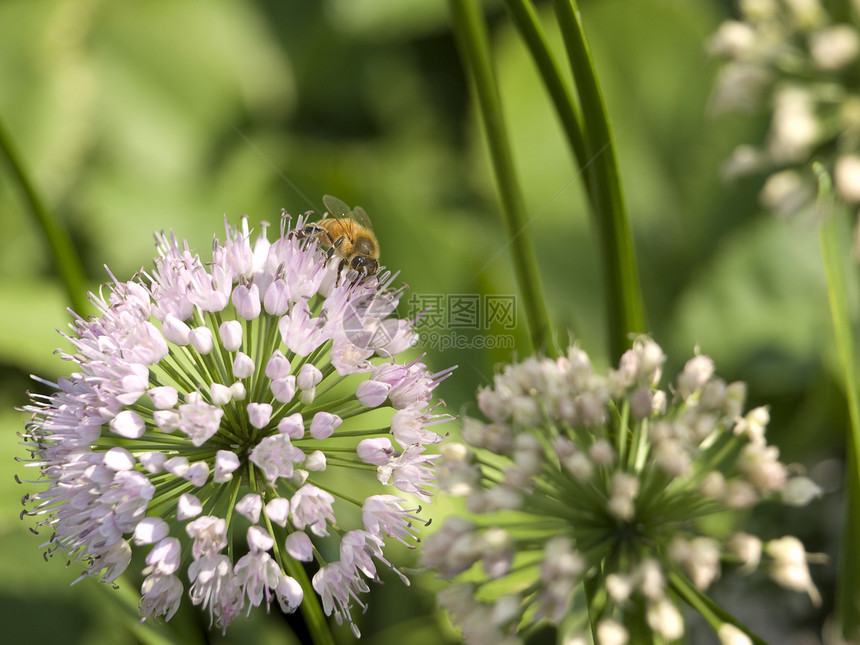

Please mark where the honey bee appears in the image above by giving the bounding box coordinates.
[294,195,380,283]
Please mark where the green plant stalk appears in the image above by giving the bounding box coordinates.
[627,595,654,644]
[501,0,595,208]
[0,115,89,315]
[254,462,334,645]
[270,526,336,645]
[449,0,554,355]
[551,0,646,361]
[818,167,860,638]
[582,574,603,641]
[839,450,860,641]
[668,570,768,645]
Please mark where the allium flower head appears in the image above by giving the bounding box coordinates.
[708,1,860,216]
[19,210,453,635]
[425,338,820,644]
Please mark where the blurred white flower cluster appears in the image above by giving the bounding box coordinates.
[422,339,822,645]
[709,0,860,216]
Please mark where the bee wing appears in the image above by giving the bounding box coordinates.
[321,195,373,240]
[323,195,350,219]
[328,217,356,243]
[350,205,374,231]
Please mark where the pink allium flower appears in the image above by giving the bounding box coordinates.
[20,211,453,634]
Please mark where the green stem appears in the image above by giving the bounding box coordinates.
[263,513,336,645]
[582,573,604,641]
[627,594,654,644]
[0,115,89,315]
[551,0,646,361]
[448,0,554,355]
[669,570,768,645]
[500,0,595,208]
[288,561,335,645]
[817,162,860,640]
[840,451,860,642]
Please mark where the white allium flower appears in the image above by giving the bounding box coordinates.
[20,210,453,634]
[707,21,758,58]
[835,154,860,202]
[709,2,860,216]
[727,532,763,573]
[759,169,815,216]
[426,339,816,644]
[781,475,823,506]
[766,536,823,605]
[596,619,628,645]
[719,623,754,645]
[646,598,684,640]
[809,25,860,70]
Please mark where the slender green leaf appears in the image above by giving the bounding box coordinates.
[0,116,89,316]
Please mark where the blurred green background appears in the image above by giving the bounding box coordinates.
[0,0,845,643]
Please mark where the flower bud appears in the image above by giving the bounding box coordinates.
[219,320,243,351]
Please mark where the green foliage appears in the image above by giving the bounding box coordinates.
[0,0,841,642]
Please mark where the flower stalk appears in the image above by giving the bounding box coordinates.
[817,163,860,639]
[500,0,593,207]
[551,0,646,361]
[668,570,767,645]
[448,0,554,356]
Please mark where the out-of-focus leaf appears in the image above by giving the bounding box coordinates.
[0,0,294,280]
[327,0,451,39]
[670,216,827,372]
[0,280,74,376]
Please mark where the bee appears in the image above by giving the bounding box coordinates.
[294,195,380,284]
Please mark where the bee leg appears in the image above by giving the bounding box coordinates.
[315,229,341,248]
[290,223,323,240]
[335,258,348,287]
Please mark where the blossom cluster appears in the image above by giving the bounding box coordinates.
[422,339,821,645]
[708,0,860,216]
[19,211,452,636]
